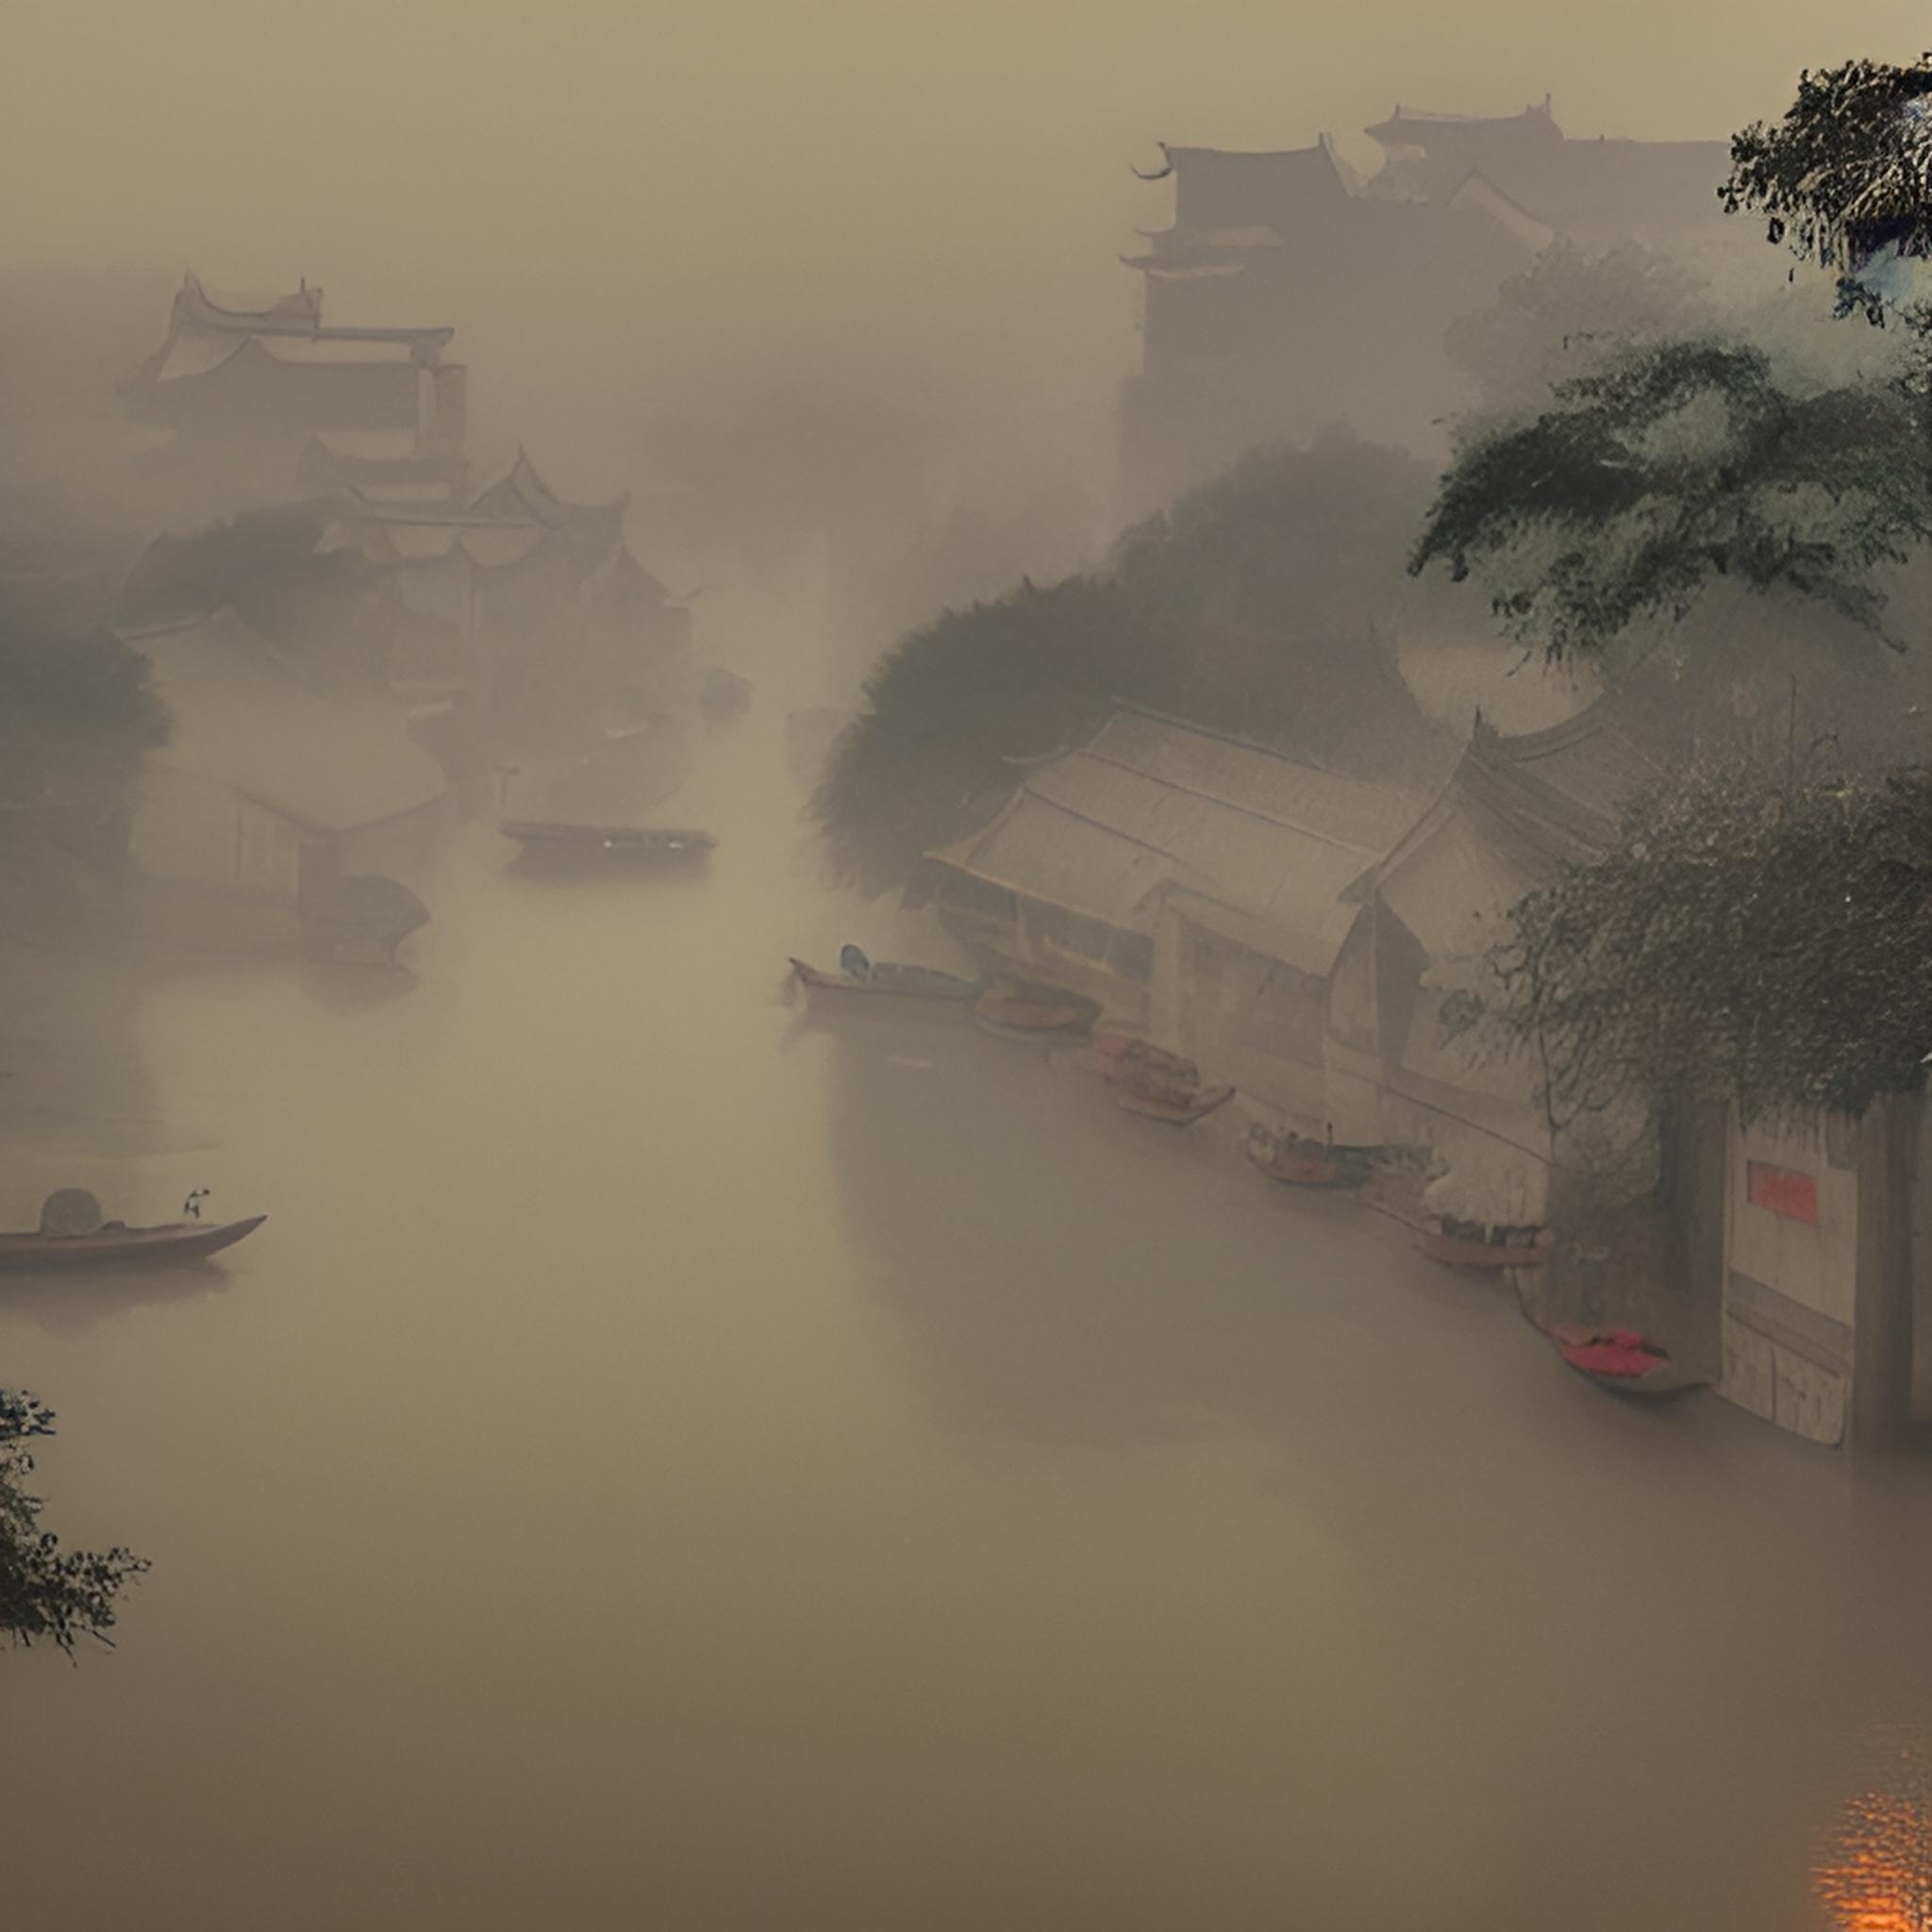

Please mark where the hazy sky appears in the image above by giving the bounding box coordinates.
[7,0,1930,481]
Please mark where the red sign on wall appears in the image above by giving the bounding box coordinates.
[1746,1160,1820,1226]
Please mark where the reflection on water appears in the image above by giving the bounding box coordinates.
[296,958,421,1018]
[0,1262,234,1340]
[1820,1730,1932,1932]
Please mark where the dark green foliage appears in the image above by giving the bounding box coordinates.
[1443,242,1718,413]
[1724,57,1932,312]
[1108,435,1432,747]
[0,1391,148,1655]
[1411,338,1932,658]
[1490,751,1932,1126]
[813,576,1129,897]
[1417,60,1932,664]
[813,437,1436,893]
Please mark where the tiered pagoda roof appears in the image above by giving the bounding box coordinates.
[123,269,455,404]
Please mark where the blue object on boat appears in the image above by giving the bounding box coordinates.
[839,944,873,979]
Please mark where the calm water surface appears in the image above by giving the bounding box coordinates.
[3,698,1931,1931]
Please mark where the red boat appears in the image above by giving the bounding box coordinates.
[1545,1323,1699,1396]
[1417,1219,1552,1273]
[0,1215,267,1272]
[1116,1081,1236,1125]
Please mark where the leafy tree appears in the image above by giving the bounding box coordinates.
[1411,339,1930,660]
[0,1390,148,1654]
[1413,56,1932,662]
[1724,56,1932,323]
[1487,748,1932,1126]
[813,435,1437,893]
[1443,241,1718,414]
[116,503,371,640]
[813,575,1130,896]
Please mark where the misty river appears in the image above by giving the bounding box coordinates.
[4,684,1931,1932]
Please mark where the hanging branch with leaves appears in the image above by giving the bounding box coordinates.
[0,1391,149,1656]
[1724,55,1932,325]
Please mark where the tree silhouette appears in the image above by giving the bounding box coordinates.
[0,1391,148,1655]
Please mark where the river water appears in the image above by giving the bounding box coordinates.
[3,689,1931,1931]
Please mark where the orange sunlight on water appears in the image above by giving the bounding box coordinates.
[1819,1740,1932,1932]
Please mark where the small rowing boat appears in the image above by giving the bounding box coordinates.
[790,950,981,1002]
[501,820,715,857]
[1543,1322,1701,1397]
[0,1216,266,1272]
[1089,1031,1198,1087]
[1245,1124,1378,1190]
[1116,1081,1236,1125]
[1417,1218,1552,1273]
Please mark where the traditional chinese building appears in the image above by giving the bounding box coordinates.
[924,705,1432,1117]
[1361,99,1731,253]
[309,450,691,748]
[118,606,451,953]
[122,271,467,515]
[1119,100,1738,512]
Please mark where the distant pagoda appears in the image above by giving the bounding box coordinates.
[122,270,468,509]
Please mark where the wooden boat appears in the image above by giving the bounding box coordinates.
[502,819,715,857]
[1116,1081,1236,1125]
[0,1215,266,1273]
[1245,1126,1376,1190]
[1543,1322,1702,1397]
[973,989,1098,1039]
[1417,1217,1553,1273]
[1089,1031,1198,1087]
[789,956,981,1002]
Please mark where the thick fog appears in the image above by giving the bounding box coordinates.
[6,0,1925,493]
[8,6,1932,1929]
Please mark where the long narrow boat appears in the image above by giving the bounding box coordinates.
[1417,1219,1552,1273]
[973,990,1099,1039]
[1117,1081,1236,1125]
[789,957,982,1002]
[0,1215,267,1272]
[1245,1128,1375,1190]
[501,820,716,857]
[1542,1322,1703,1398]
